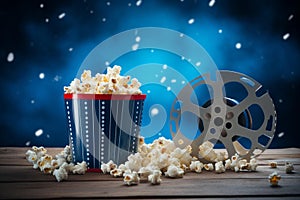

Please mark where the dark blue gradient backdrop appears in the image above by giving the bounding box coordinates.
[0,0,299,148]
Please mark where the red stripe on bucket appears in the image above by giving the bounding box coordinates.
[64,93,146,100]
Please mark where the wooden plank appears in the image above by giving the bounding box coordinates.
[0,165,299,183]
[0,178,299,199]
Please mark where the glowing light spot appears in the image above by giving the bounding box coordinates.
[151,108,159,116]
[180,33,184,37]
[218,29,222,33]
[102,18,106,22]
[54,75,62,82]
[58,13,66,19]
[31,100,35,104]
[106,1,110,6]
[171,79,176,83]
[40,4,44,8]
[135,36,141,42]
[136,0,142,6]
[7,52,14,62]
[278,132,284,138]
[147,90,151,93]
[35,129,43,137]
[128,3,132,6]
[181,56,185,60]
[196,61,201,66]
[68,47,73,52]
[105,61,110,66]
[167,86,171,91]
[90,10,94,14]
[288,14,293,21]
[235,42,242,49]
[45,18,49,23]
[162,64,168,69]
[160,76,166,83]
[155,74,158,78]
[283,33,290,40]
[181,81,185,84]
[132,43,139,51]
[188,18,195,24]
[46,134,50,138]
[25,141,31,146]
[39,73,45,79]
[150,49,154,53]
[279,99,283,103]
[209,0,215,7]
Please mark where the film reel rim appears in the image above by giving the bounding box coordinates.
[170,70,277,161]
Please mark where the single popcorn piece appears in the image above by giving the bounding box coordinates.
[110,168,124,177]
[249,158,258,171]
[268,171,281,186]
[72,161,87,175]
[285,162,294,174]
[64,65,142,94]
[269,161,277,168]
[101,160,117,174]
[123,171,140,186]
[224,159,232,170]
[215,161,225,173]
[203,163,214,171]
[165,165,184,178]
[148,170,162,185]
[189,161,203,173]
[53,163,69,182]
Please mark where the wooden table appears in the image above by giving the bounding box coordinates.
[0,147,299,199]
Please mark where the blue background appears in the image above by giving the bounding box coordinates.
[0,0,299,148]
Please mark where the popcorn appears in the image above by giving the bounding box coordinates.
[203,163,214,171]
[249,158,258,171]
[165,165,184,178]
[198,141,228,162]
[101,160,117,174]
[224,159,232,170]
[268,172,281,186]
[64,65,142,94]
[285,162,294,174]
[269,161,277,168]
[215,161,225,173]
[110,168,124,177]
[72,161,87,175]
[53,163,69,182]
[123,171,140,186]
[148,170,162,185]
[189,161,204,173]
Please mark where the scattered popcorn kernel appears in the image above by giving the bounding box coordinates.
[285,162,294,174]
[224,159,231,170]
[53,166,68,182]
[269,161,277,168]
[165,165,184,178]
[249,158,258,171]
[110,168,124,177]
[123,171,140,186]
[148,170,162,185]
[72,161,87,174]
[215,161,225,173]
[190,161,203,173]
[101,160,117,174]
[268,171,281,186]
[204,163,214,171]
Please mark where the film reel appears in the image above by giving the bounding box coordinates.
[170,70,276,161]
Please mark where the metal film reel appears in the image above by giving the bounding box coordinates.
[170,70,276,161]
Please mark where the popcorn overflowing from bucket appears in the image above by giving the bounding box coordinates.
[64,65,142,94]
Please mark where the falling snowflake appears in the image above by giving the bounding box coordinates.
[45,18,49,23]
[209,0,216,7]
[132,43,139,51]
[7,52,14,62]
[278,132,285,138]
[171,79,176,83]
[135,36,141,42]
[40,4,44,8]
[218,29,223,33]
[58,13,66,19]
[235,42,242,49]
[105,61,110,66]
[188,18,195,24]
[181,80,185,84]
[25,141,31,146]
[54,75,62,82]
[160,76,166,83]
[179,33,184,37]
[196,61,201,66]
[147,90,151,93]
[102,18,106,22]
[136,0,142,6]
[150,49,154,53]
[35,129,43,137]
[162,64,168,70]
[106,1,111,6]
[279,99,283,103]
[167,86,171,91]
[39,73,45,79]
[90,10,94,14]
[283,33,290,40]
[288,14,293,21]
[31,100,35,104]
[151,108,159,116]
[128,3,132,6]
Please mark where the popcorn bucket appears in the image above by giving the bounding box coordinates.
[64,94,146,169]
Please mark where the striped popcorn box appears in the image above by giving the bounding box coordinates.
[64,94,146,169]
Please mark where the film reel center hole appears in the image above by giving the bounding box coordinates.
[225,122,232,129]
